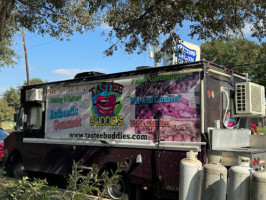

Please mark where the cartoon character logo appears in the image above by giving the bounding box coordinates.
[96,95,117,115]
[89,82,123,117]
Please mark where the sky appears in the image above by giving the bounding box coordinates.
[0,22,261,95]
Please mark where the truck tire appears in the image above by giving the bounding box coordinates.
[106,175,131,200]
[13,162,25,179]
[100,163,135,200]
[7,151,25,178]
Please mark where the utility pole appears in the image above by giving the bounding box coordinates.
[22,26,30,86]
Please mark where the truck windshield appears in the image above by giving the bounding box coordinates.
[16,107,25,130]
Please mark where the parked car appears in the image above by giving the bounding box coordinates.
[0,128,9,161]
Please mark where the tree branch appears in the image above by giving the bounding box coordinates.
[17,0,56,14]
[138,0,164,20]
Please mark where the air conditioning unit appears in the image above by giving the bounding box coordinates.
[235,82,265,116]
[26,88,43,101]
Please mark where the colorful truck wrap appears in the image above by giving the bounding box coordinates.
[45,72,201,143]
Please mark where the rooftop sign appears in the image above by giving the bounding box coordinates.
[163,41,201,66]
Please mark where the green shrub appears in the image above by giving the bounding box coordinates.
[0,161,124,200]
[10,177,57,200]
[0,165,57,200]
[62,161,124,200]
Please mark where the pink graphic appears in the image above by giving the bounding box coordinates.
[227,119,236,128]
[96,95,116,115]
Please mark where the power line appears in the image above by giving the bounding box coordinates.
[27,39,58,49]
[27,35,39,40]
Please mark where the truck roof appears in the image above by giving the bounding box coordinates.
[22,60,245,90]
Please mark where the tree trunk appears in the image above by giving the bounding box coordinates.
[0,0,15,41]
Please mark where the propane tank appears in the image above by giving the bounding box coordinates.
[227,157,253,200]
[250,161,266,200]
[179,150,202,200]
[201,163,227,200]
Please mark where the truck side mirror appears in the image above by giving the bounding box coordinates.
[14,125,23,131]
[22,114,27,123]
[14,125,19,131]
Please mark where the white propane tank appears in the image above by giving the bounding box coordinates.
[179,150,202,200]
[201,163,227,200]
[227,157,253,200]
[250,161,266,200]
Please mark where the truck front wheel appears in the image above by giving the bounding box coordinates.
[107,177,127,200]
[106,175,134,200]
[13,162,25,179]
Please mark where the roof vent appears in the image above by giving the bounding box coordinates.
[136,66,153,70]
[74,71,105,79]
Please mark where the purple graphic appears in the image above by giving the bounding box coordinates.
[134,72,201,142]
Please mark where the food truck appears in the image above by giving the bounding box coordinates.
[3,60,265,199]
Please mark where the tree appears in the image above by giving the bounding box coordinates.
[2,78,48,114]
[254,43,266,87]
[23,78,48,86]
[0,16,19,67]
[2,87,20,110]
[0,0,97,70]
[201,38,265,86]
[92,0,266,58]
[1,0,266,60]
[0,0,97,41]
[0,98,14,121]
